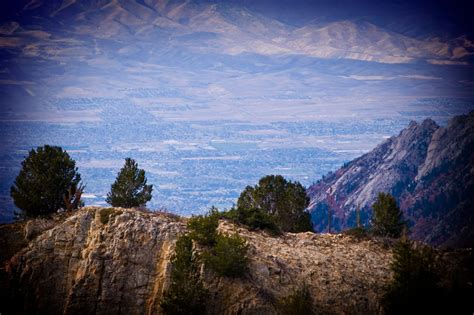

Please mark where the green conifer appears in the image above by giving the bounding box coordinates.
[11,145,82,216]
[202,233,249,278]
[371,192,405,238]
[106,158,152,208]
[237,175,312,232]
[161,235,208,314]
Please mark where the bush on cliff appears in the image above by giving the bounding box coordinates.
[202,233,249,278]
[161,234,209,315]
[11,145,84,217]
[187,207,249,278]
[222,206,280,235]
[343,226,369,240]
[187,207,219,246]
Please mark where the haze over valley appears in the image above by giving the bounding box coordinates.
[1,0,473,221]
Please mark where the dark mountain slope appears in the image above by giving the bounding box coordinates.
[307,111,474,247]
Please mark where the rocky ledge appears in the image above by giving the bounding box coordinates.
[1,207,393,314]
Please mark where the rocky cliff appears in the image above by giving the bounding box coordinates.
[307,111,474,247]
[1,207,394,314]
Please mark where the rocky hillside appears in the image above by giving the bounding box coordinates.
[307,111,474,247]
[1,207,394,314]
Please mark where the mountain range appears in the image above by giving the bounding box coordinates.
[308,111,474,247]
[2,0,473,65]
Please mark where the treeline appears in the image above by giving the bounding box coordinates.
[10,145,315,235]
[11,145,153,217]
[10,144,402,239]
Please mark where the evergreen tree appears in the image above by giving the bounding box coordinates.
[11,145,82,216]
[106,158,152,208]
[371,192,405,238]
[202,233,249,278]
[187,207,219,246]
[161,235,208,314]
[187,207,250,278]
[237,175,312,232]
[382,238,441,314]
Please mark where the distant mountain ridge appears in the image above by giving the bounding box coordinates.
[1,0,472,65]
[307,111,474,247]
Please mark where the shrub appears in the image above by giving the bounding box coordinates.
[187,207,219,246]
[161,235,208,314]
[371,192,405,238]
[106,158,153,208]
[237,175,313,233]
[11,145,83,216]
[187,207,250,278]
[222,207,281,235]
[277,284,315,315]
[202,233,249,278]
[343,226,369,240]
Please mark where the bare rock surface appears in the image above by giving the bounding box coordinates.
[6,207,185,315]
[209,221,392,314]
[24,217,59,240]
[3,207,393,314]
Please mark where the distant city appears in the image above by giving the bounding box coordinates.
[1,0,474,221]
[1,95,472,222]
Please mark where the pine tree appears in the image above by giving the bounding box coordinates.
[11,145,82,216]
[161,235,208,314]
[202,233,249,278]
[106,158,153,208]
[371,192,405,238]
[382,238,440,314]
[187,207,219,246]
[237,175,312,232]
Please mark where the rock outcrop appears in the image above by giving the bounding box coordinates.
[5,207,184,315]
[307,111,474,247]
[2,207,393,314]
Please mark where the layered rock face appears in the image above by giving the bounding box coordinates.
[307,112,474,247]
[5,207,185,315]
[2,207,393,314]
